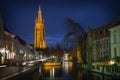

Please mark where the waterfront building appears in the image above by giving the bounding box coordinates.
[0,14,5,65]
[4,28,16,64]
[25,43,34,61]
[14,36,34,63]
[93,26,110,61]
[34,5,46,50]
[87,19,120,62]
[109,24,120,58]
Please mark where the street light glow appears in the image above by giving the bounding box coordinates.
[110,60,115,65]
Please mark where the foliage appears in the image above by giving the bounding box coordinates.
[113,56,120,62]
[62,17,86,63]
[86,46,94,70]
[63,18,86,49]
[48,43,63,57]
[100,56,110,62]
[87,46,93,64]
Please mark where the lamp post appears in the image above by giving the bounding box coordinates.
[110,60,115,77]
[110,60,115,65]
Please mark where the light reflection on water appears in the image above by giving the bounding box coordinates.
[15,62,112,80]
[41,61,74,80]
[40,61,112,80]
[42,64,62,80]
[62,61,73,73]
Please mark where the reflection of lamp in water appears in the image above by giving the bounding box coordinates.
[64,62,68,72]
[50,67,55,79]
[39,66,42,75]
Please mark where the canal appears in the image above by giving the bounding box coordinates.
[13,61,112,80]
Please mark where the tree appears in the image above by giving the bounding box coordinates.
[87,46,93,70]
[62,18,86,64]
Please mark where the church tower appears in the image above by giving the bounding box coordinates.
[34,5,46,50]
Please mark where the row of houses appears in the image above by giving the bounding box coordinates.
[0,15,37,66]
[86,18,120,62]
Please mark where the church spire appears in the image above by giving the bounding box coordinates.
[34,5,46,50]
[39,5,41,11]
[37,4,42,23]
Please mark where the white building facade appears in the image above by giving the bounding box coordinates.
[109,24,120,58]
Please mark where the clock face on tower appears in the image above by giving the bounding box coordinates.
[34,5,46,50]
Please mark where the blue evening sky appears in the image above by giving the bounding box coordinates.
[0,0,120,46]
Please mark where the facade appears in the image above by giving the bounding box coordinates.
[0,15,5,65]
[25,43,34,61]
[93,27,110,61]
[34,6,46,50]
[0,26,34,65]
[4,29,15,64]
[14,36,34,63]
[14,36,26,62]
[109,24,120,58]
[87,19,120,62]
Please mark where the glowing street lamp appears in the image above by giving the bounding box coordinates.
[110,60,115,65]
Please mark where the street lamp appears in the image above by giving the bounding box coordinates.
[110,60,115,65]
[109,60,116,78]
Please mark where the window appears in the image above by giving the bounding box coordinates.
[106,40,109,47]
[103,41,105,48]
[114,30,116,33]
[114,48,117,57]
[119,47,120,56]
[114,34,116,44]
[106,51,108,56]
[100,31,103,35]
[119,32,120,42]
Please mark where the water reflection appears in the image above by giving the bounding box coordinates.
[13,61,112,80]
[62,61,73,73]
[41,61,112,80]
[39,66,42,75]
[62,61,73,79]
[42,65,62,80]
[50,67,54,79]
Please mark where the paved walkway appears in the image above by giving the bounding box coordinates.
[0,65,34,80]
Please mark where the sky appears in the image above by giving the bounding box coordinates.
[0,0,120,46]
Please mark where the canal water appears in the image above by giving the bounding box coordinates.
[16,61,112,80]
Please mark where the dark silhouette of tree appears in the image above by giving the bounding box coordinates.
[62,18,86,63]
[48,43,63,57]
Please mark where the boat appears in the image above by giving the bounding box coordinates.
[44,62,61,66]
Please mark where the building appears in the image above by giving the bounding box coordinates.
[109,24,120,58]
[0,15,15,65]
[0,26,34,65]
[4,28,15,64]
[0,14,5,65]
[34,5,46,50]
[87,19,120,62]
[14,36,34,63]
[25,43,34,61]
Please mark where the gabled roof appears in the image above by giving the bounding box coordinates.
[95,19,120,31]
[93,19,120,40]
